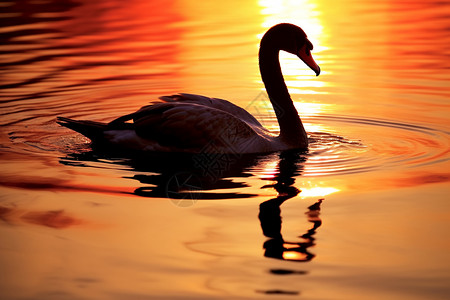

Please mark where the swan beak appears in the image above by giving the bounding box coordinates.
[298,44,321,76]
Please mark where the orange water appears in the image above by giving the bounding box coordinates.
[1,0,450,299]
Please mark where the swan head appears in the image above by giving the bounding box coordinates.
[261,23,321,76]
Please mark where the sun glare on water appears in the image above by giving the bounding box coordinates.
[258,0,332,133]
[258,0,326,77]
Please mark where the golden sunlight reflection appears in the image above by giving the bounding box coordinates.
[256,157,341,197]
[258,160,279,180]
[258,0,327,97]
[293,102,332,116]
[258,0,324,43]
[282,251,307,261]
[300,186,340,197]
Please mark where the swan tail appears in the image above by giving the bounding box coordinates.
[57,117,108,141]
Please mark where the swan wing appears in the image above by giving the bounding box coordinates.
[158,93,262,126]
[108,102,267,153]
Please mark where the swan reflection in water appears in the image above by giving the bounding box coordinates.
[61,148,323,262]
[258,151,323,263]
[61,148,323,296]
[260,195,322,262]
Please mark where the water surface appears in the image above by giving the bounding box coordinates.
[1,0,450,299]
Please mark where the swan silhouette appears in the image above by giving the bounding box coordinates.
[58,23,320,153]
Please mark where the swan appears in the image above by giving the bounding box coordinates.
[58,23,320,154]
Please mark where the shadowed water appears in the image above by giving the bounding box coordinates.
[1,0,450,299]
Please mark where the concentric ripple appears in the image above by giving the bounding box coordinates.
[302,115,450,176]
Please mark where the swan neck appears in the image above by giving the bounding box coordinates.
[259,44,306,142]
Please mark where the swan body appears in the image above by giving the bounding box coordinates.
[58,23,320,154]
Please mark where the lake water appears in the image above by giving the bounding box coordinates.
[1,0,450,299]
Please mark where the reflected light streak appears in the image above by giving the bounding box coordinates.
[285,80,325,88]
[283,251,307,261]
[257,159,340,197]
[258,0,326,56]
[258,160,279,180]
[258,0,323,43]
[300,186,340,197]
[258,0,327,103]
[294,102,332,116]
[303,122,329,133]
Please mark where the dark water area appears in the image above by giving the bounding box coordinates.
[1,0,450,299]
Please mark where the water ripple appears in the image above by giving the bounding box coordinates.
[302,115,450,176]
